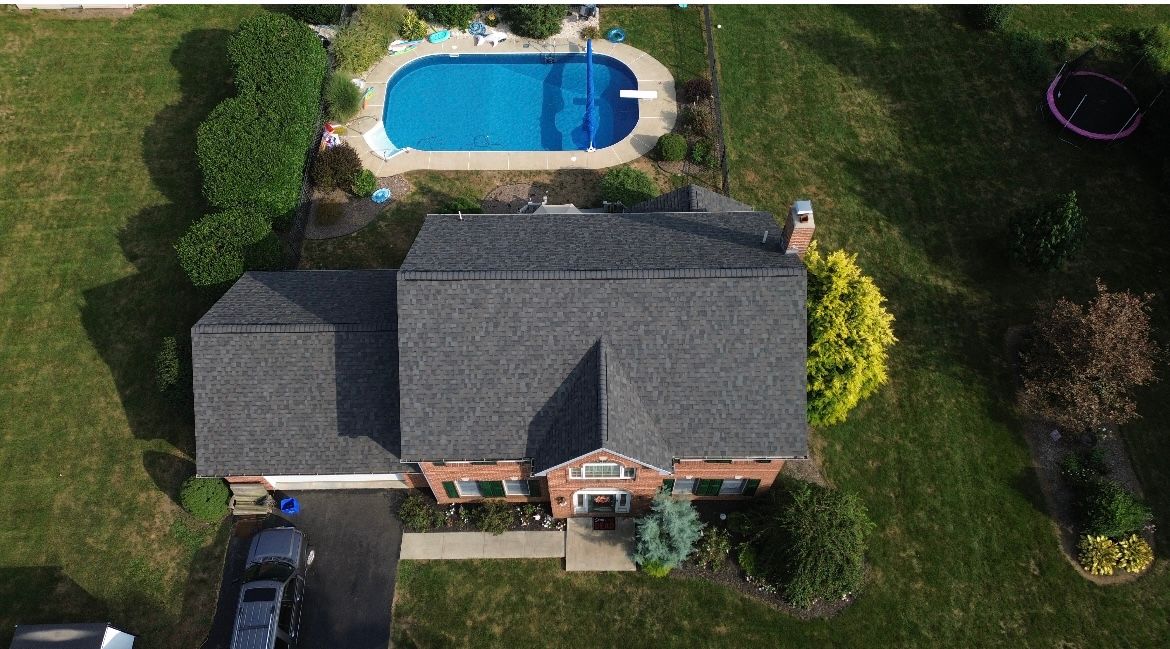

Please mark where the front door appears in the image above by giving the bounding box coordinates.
[574,491,631,515]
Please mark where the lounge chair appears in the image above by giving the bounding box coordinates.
[475,31,508,47]
[389,39,422,55]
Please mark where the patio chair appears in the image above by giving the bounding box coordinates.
[475,31,509,47]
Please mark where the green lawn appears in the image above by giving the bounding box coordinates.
[0,6,258,647]
[394,5,1170,647]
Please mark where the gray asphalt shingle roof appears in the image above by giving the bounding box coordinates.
[192,271,405,476]
[626,184,756,214]
[399,210,797,274]
[398,210,808,470]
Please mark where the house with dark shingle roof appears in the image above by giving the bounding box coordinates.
[192,186,816,514]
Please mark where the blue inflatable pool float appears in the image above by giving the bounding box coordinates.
[469,21,487,37]
[372,188,391,204]
[280,497,300,515]
[428,30,450,44]
[606,27,626,44]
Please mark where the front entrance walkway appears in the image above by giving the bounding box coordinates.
[564,517,636,571]
[400,531,564,559]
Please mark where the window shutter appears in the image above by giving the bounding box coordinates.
[698,479,723,496]
[479,480,505,497]
[743,479,761,496]
[662,479,675,494]
[442,481,458,498]
[527,479,542,497]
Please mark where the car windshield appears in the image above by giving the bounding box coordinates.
[243,560,294,584]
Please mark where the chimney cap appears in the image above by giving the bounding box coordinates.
[793,199,813,215]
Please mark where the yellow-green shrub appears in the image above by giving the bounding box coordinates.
[1117,534,1154,573]
[1077,534,1120,576]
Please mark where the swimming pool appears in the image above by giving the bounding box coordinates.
[382,53,639,152]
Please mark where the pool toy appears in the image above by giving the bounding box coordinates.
[372,188,392,204]
[428,30,450,44]
[606,27,626,44]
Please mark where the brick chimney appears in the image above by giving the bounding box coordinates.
[782,200,815,257]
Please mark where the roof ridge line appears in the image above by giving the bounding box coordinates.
[398,267,802,281]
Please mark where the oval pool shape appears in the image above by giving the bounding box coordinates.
[382,53,639,152]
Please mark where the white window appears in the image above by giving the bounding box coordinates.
[719,479,746,495]
[455,480,481,497]
[569,463,636,479]
[672,478,695,495]
[503,480,530,496]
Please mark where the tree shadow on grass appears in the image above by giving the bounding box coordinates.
[143,450,197,509]
[80,29,236,452]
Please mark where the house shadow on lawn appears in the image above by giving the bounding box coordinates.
[80,28,237,453]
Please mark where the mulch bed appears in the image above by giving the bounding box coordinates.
[304,175,412,240]
[404,502,564,534]
[670,561,855,620]
[1006,325,1154,585]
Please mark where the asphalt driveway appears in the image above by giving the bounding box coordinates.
[202,490,404,649]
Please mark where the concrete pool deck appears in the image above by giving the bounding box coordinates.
[342,32,677,176]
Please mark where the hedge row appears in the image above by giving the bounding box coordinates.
[182,13,326,286]
[196,13,326,216]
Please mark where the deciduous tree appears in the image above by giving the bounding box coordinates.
[1018,279,1160,434]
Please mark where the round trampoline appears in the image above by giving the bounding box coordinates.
[1047,70,1141,141]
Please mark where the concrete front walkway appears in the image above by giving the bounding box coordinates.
[565,517,636,571]
[400,530,565,559]
[343,31,676,176]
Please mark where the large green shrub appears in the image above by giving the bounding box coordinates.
[180,477,230,523]
[398,491,445,531]
[326,74,363,123]
[634,490,704,575]
[228,13,326,103]
[600,166,658,206]
[756,481,875,608]
[274,4,343,25]
[415,4,476,29]
[657,133,687,162]
[353,169,378,197]
[312,143,362,190]
[1083,479,1152,538]
[333,5,409,74]
[176,208,271,287]
[964,5,1012,31]
[502,5,566,40]
[155,336,181,395]
[197,99,304,215]
[474,501,516,535]
[1010,191,1084,270]
[805,243,897,427]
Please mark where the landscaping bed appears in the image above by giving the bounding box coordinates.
[397,491,565,535]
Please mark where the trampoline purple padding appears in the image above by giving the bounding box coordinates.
[1047,70,1141,141]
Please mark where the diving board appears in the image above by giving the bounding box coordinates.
[620,89,658,99]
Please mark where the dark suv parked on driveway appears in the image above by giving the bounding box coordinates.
[230,527,309,649]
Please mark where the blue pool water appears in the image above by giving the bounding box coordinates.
[382,53,639,151]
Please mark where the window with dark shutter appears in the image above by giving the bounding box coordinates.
[442,481,458,498]
[662,479,675,494]
[478,480,505,497]
[527,479,542,497]
[743,479,761,496]
[697,479,723,496]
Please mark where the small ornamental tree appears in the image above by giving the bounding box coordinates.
[634,489,704,575]
[155,336,184,403]
[1010,191,1085,270]
[805,243,897,427]
[180,477,230,523]
[502,5,566,40]
[600,166,658,206]
[1018,279,1160,434]
[758,481,875,608]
